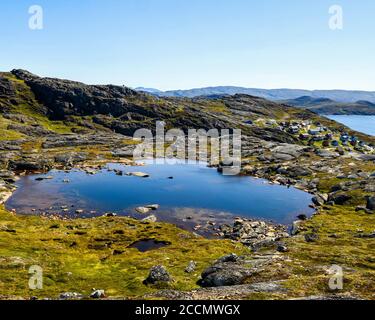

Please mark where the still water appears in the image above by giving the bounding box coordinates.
[6,160,314,230]
[327,115,375,136]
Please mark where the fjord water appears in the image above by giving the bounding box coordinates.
[6,161,314,228]
[327,115,375,136]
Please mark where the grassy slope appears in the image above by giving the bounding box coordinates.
[0,205,247,299]
[283,206,375,299]
[0,72,99,137]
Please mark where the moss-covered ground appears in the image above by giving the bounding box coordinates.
[281,206,375,299]
[0,205,248,299]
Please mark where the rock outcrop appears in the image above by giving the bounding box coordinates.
[219,219,289,251]
[144,265,173,285]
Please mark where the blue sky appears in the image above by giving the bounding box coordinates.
[1,0,374,90]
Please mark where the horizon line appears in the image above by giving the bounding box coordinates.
[5,69,375,93]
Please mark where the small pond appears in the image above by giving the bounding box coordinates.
[128,239,171,252]
[6,159,314,233]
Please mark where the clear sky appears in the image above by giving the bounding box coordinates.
[1,0,374,91]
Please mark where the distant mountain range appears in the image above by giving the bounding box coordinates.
[281,96,375,115]
[136,86,375,115]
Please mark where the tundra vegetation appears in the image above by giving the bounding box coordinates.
[0,70,374,300]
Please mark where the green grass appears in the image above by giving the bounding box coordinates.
[280,206,375,299]
[0,206,248,299]
[0,115,25,141]
[204,102,230,114]
[0,73,86,135]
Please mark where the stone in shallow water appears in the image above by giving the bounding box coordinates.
[127,172,150,178]
[297,214,307,221]
[35,176,53,181]
[145,204,160,210]
[142,215,157,223]
[136,207,151,214]
[103,212,117,217]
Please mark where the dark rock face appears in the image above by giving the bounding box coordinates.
[367,197,375,211]
[312,195,325,207]
[11,69,139,119]
[9,157,51,171]
[216,253,239,263]
[10,69,233,137]
[0,77,15,98]
[9,70,301,142]
[297,214,307,221]
[144,265,172,285]
[328,193,352,205]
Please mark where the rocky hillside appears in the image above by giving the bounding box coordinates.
[1,69,374,174]
[3,70,374,144]
[1,69,316,143]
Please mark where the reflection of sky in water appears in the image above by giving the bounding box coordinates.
[327,115,375,136]
[6,161,314,225]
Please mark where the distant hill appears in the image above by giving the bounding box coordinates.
[135,87,163,94]
[281,96,375,115]
[136,86,375,115]
[137,86,375,103]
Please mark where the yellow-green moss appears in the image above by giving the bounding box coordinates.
[0,115,25,141]
[0,206,248,299]
[281,206,375,299]
[0,73,86,135]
